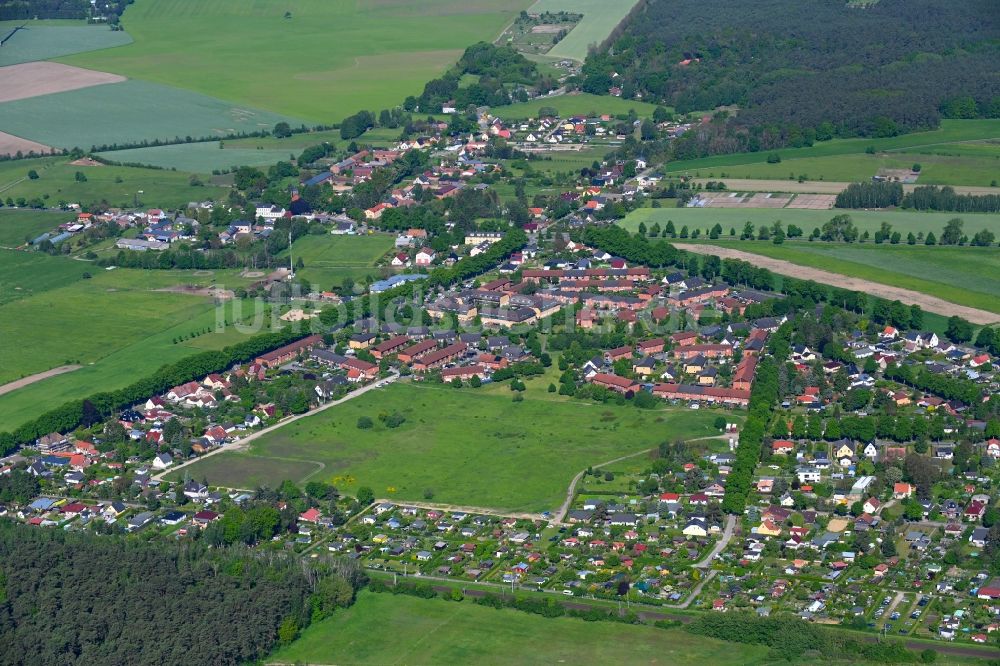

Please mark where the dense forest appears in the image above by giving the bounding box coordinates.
[0,0,130,21]
[0,522,363,665]
[583,0,999,156]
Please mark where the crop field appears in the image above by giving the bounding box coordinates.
[287,233,395,292]
[621,207,1000,238]
[95,142,295,172]
[494,92,660,120]
[679,241,1000,316]
[269,591,773,665]
[169,382,728,511]
[61,0,532,123]
[662,119,1000,182]
[526,0,644,62]
[0,79,302,151]
[0,20,132,66]
[0,209,72,247]
[0,157,227,209]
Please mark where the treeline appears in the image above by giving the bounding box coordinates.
[836,181,1000,214]
[0,522,364,666]
[0,329,307,453]
[582,0,999,156]
[722,356,779,514]
[686,612,923,663]
[835,181,904,209]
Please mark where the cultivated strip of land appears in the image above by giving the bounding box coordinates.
[689,178,1000,196]
[0,61,125,103]
[680,243,1000,324]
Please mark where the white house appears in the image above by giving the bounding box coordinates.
[152,453,173,470]
[415,247,436,266]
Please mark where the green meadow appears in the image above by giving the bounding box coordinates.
[0,20,132,66]
[621,207,1000,238]
[0,157,227,209]
[94,142,294,172]
[0,209,72,247]
[269,591,774,666]
[286,233,395,292]
[0,80,301,151]
[0,249,86,305]
[526,0,644,62]
[494,92,659,120]
[61,0,532,123]
[167,382,729,511]
[678,241,1000,316]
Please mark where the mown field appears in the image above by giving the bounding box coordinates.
[0,79,301,151]
[61,0,532,123]
[0,249,86,305]
[507,144,614,175]
[677,241,1000,316]
[287,233,395,292]
[0,209,72,247]
[167,382,728,511]
[0,20,132,66]
[0,157,227,209]
[622,207,1000,237]
[0,265,272,432]
[662,119,1000,184]
[526,0,644,62]
[494,92,660,120]
[95,142,294,172]
[269,591,773,665]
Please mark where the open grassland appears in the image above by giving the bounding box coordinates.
[494,92,659,119]
[0,79,301,151]
[511,144,615,174]
[286,233,395,291]
[662,119,1000,184]
[0,157,227,208]
[96,142,296,172]
[526,0,644,62]
[61,0,531,123]
[0,20,132,66]
[0,209,72,247]
[269,591,774,665]
[0,249,86,305]
[170,382,728,512]
[679,241,1000,316]
[622,207,1000,237]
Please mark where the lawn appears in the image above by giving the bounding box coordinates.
[61,0,532,123]
[287,233,395,292]
[526,0,644,62]
[494,92,660,120]
[95,142,296,173]
[661,119,1000,182]
[0,249,86,305]
[269,591,774,665]
[508,144,615,175]
[677,241,1000,316]
[0,209,73,247]
[168,382,729,512]
[621,207,1000,238]
[0,20,132,66]
[0,79,302,151]
[0,157,227,209]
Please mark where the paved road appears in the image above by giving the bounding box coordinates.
[693,514,736,569]
[153,371,399,481]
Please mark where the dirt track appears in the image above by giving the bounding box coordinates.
[681,244,999,324]
[0,365,81,397]
[0,62,125,103]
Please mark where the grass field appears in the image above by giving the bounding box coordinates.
[269,591,774,665]
[0,79,302,151]
[526,0,643,62]
[0,209,72,247]
[0,157,227,209]
[0,249,86,305]
[507,144,613,175]
[662,119,1000,185]
[0,20,132,66]
[287,233,395,291]
[494,92,659,120]
[621,207,1000,238]
[166,382,728,511]
[61,0,532,123]
[678,241,1000,316]
[95,142,296,172]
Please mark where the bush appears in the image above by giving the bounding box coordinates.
[357,416,374,429]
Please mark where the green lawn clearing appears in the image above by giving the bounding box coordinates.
[0,249,87,305]
[169,382,729,512]
[268,591,774,665]
[95,142,295,172]
[494,92,659,120]
[60,0,532,123]
[0,209,73,247]
[286,233,395,292]
[0,79,302,151]
[526,0,644,62]
[0,20,132,66]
